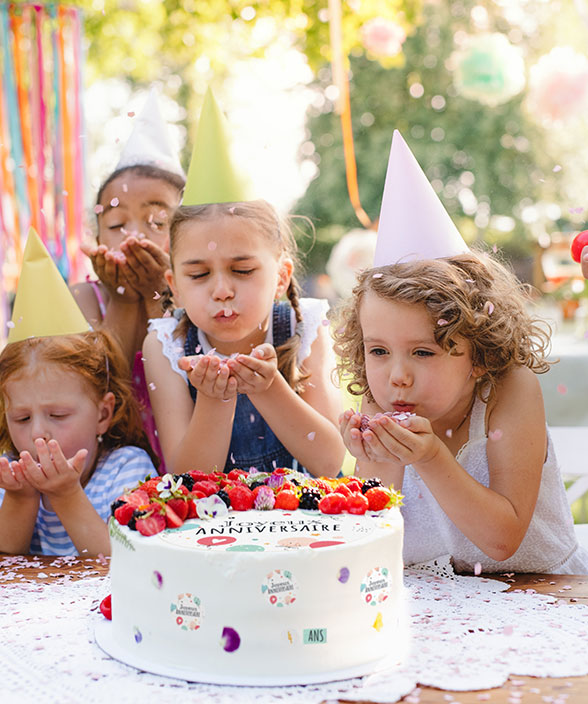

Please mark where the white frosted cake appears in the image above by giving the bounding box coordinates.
[96,470,406,685]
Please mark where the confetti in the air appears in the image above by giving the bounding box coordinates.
[437,319,449,326]
[208,241,217,251]
[116,286,125,295]
[557,383,568,395]
[127,111,135,117]
[110,197,119,207]
[553,164,562,172]
[489,429,503,441]
[122,183,128,192]
[153,291,161,300]
[148,382,156,391]
[93,205,104,214]
[307,431,316,441]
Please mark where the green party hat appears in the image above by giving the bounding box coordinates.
[182,88,253,205]
[8,228,90,343]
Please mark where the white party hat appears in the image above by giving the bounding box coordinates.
[373,130,469,266]
[116,87,184,177]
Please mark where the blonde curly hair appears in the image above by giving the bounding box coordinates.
[332,251,552,405]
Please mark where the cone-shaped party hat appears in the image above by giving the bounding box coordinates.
[182,87,253,205]
[116,87,184,177]
[373,130,469,266]
[7,229,91,343]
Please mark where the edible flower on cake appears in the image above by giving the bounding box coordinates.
[109,468,402,537]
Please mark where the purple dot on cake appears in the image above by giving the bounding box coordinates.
[222,626,241,652]
[152,571,163,589]
[133,627,142,643]
[338,567,350,583]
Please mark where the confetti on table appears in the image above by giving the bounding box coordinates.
[557,384,568,395]
[474,562,482,576]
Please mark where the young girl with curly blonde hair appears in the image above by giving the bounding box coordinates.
[334,251,588,574]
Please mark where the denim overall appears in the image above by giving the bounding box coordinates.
[184,303,303,474]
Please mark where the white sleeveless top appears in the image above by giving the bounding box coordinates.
[402,395,588,574]
[148,298,330,382]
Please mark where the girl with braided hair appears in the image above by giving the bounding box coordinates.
[143,200,345,476]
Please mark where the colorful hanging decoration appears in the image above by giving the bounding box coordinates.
[451,33,526,107]
[526,47,588,124]
[360,17,406,59]
[0,3,86,342]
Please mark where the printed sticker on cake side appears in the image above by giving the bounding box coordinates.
[360,567,390,606]
[170,593,204,630]
[261,569,297,607]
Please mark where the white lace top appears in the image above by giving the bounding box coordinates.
[148,298,330,382]
[402,395,588,574]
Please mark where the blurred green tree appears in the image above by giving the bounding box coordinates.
[295,0,572,281]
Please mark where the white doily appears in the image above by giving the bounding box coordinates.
[1,566,587,704]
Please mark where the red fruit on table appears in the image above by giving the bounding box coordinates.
[571,230,588,263]
[99,594,112,620]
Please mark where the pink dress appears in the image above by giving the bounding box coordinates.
[87,278,166,475]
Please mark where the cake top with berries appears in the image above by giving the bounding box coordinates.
[110,468,402,538]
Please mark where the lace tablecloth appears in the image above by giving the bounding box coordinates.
[1,559,587,704]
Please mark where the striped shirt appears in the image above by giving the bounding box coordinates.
[0,445,155,556]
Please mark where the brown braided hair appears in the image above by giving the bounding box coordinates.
[169,201,309,393]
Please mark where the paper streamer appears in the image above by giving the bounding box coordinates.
[0,3,86,344]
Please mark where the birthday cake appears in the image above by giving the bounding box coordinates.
[97,469,406,685]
